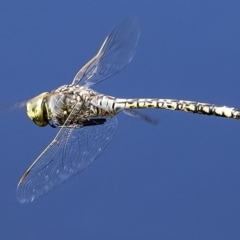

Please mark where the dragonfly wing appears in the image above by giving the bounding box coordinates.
[72,18,140,87]
[17,117,118,203]
[123,110,159,125]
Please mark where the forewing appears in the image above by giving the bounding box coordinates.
[17,117,118,203]
[72,18,140,87]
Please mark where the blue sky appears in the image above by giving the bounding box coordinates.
[1,1,240,239]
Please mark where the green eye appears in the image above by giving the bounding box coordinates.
[26,92,49,127]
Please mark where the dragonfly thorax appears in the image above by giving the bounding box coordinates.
[26,92,49,127]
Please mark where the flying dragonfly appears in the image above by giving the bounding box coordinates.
[17,19,240,203]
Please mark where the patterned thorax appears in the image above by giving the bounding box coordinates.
[26,83,118,129]
[45,85,100,127]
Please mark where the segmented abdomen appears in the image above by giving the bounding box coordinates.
[112,98,240,119]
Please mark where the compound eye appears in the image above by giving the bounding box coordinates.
[26,92,49,127]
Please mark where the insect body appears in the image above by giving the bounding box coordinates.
[17,19,240,203]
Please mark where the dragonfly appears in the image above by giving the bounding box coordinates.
[17,19,240,203]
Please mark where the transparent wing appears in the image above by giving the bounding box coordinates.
[17,117,118,203]
[123,110,159,125]
[72,18,140,87]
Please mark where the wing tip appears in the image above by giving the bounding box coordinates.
[17,170,30,187]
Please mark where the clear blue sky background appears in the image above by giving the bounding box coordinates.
[1,1,240,239]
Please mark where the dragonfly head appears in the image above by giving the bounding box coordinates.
[26,92,49,127]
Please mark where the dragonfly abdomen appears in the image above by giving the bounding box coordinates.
[113,98,240,119]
